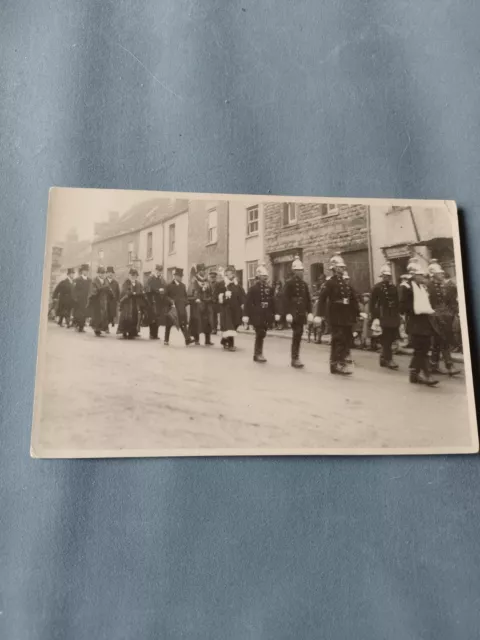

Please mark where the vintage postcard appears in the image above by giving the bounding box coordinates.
[31,188,478,457]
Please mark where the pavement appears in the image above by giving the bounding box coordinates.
[34,322,472,456]
[238,327,465,363]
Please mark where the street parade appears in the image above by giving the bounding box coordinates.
[51,252,462,388]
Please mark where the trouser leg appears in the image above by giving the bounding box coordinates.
[254,328,266,355]
[291,321,303,359]
[164,321,171,342]
[150,322,158,338]
[381,327,395,362]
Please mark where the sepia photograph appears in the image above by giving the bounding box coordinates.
[31,188,478,457]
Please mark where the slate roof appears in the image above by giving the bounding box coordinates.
[92,198,187,243]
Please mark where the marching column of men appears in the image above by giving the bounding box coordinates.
[51,252,462,387]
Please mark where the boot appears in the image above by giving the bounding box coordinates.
[330,362,337,374]
[336,363,352,376]
[386,360,399,370]
[447,365,461,377]
[205,335,214,346]
[380,356,387,368]
[418,372,439,387]
[186,337,196,346]
[430,363,448,375]
[409,370,419,384]
[164,340,169,346]
[291,357,304,369]
[254,353,267,363]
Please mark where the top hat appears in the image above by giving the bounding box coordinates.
[174,267,184,277]
[67,268,75,275]
[129,268,139,276]
[106,266,115,274]
[97,266,106,275]
[80,263,90,272]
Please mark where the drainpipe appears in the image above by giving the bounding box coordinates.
[366,206,374,288]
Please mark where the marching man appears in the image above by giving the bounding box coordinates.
[316,253,359,375]
[165,268,195,346]
[427,259,461,377]
[282,256,312,368]
[53,267,75,327]
[399,259,439,386]
[244,264,275,363]
[217,265,243,352]
[370,263,401,370]
[188,263,214,346]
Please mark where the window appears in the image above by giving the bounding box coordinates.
[169,224,176,254]
[207,209,218,244]
[283,203,298,226]
[146,232,153,260]
[321,204,339,217]
[98,249,104,261]
[127,241,133,265]
[247,260,259,289]
[246,206,259,236]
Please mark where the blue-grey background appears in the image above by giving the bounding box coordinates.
[1,1,480,638]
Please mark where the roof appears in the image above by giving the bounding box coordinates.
[92,198,179,243]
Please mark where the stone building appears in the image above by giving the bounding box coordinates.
[369,203,457,284]
[263,202,371,293]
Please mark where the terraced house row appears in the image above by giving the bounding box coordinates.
[52,197,457,295]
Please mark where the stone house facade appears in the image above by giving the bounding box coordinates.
[263,202,371,293]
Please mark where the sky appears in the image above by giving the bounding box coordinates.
[48,187,164,243]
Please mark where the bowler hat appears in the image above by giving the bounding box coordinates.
[129,268,139,276]
[174,267,184,277]
[106,266,115,274]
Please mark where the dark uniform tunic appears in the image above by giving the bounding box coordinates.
[370,280,401,363]
[106,277,120,327]
[165,280,191,344]
[317,274,358,366]
[282,276,312,360]
[144,274,170,338]
[428,279,457,369]
[188,276,214,342]
[117,279,145,338]
[399,281,437,375]
[53,277,74,326]
[72,276,91,330]
[88,276,113,334]
[245,281,275,356]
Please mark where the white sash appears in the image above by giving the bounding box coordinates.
[411,281,434,315]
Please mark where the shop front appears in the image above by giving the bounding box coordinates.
[270,249,303,285]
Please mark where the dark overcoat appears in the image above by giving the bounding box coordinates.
[88,277,112,332]
[370,281,401,328]
[188,276,214,334]
[166,280,189,324]
[53,278,74,317]
[117,279,145,335]
[245,281,275,328]
[73,276,92,324]
[317,275,358,326]
[217,280,243,333]
[145,275,170,326]
[106,277,120,325]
